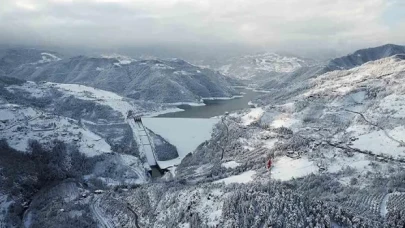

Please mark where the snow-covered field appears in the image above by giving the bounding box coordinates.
[348,125,405,158]
[271,156,318,181]
[52,83,133,117]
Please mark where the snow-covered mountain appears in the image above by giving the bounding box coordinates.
[147,54,405,227]
[326,43,405,71]
[218,52,317,80]
[0,77,186,227]
[58,50,405,227]
[253,44,405,92]
[1,49,238,103]
[3,45,405,227]
[0,48,61,76]
[50,50,405,227]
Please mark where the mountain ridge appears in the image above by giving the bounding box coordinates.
[217,52,317,80]
[326,43,405,71]
[0,48,238,104]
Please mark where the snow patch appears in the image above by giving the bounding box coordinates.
[222,161,240,169]
[241,108,264,126]
[214,170,256,184]
[271,156,318,181]
[349,125,405,158]
[379,94,405,118]
[0,109,14,121]
[270,114,298,128]
[380,193,391,217]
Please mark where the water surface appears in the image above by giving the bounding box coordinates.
[157,88,263,118]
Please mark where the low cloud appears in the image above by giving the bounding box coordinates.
[0,0,403,56]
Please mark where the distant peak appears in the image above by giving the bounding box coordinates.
[327,44,405,71]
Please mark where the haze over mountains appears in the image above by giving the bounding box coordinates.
[217,52,318,80]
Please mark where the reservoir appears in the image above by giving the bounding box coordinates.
[157,88,263,118]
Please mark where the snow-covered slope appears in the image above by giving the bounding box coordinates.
[188,55,405,184]
[149,54,405,227]
[4,46,405,227]
[52,83,134,117]
[326,44,405,71]
[0,48,61,75]
[0,79,176,184]
[1,50,237,103]
[0,102,112,156]
[0,78,158,227]
[218,52,316,80]
[250,55,405,181]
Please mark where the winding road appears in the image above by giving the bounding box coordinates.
[125,203,141,228]
[91,196,114,228]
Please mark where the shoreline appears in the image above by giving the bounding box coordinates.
[146,87,262,117]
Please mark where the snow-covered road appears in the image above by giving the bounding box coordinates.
[91,196,114,228]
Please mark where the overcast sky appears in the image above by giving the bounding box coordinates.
[0,0,404,58]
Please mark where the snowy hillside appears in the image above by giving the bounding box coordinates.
[222,54,405,183]
[156,54,405,227]
[326,44,405,71]
[1,49,238,103]
[0,48,61,75]
[0,78,164,226]
[3,46,405,227]
[218,52,316,80]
